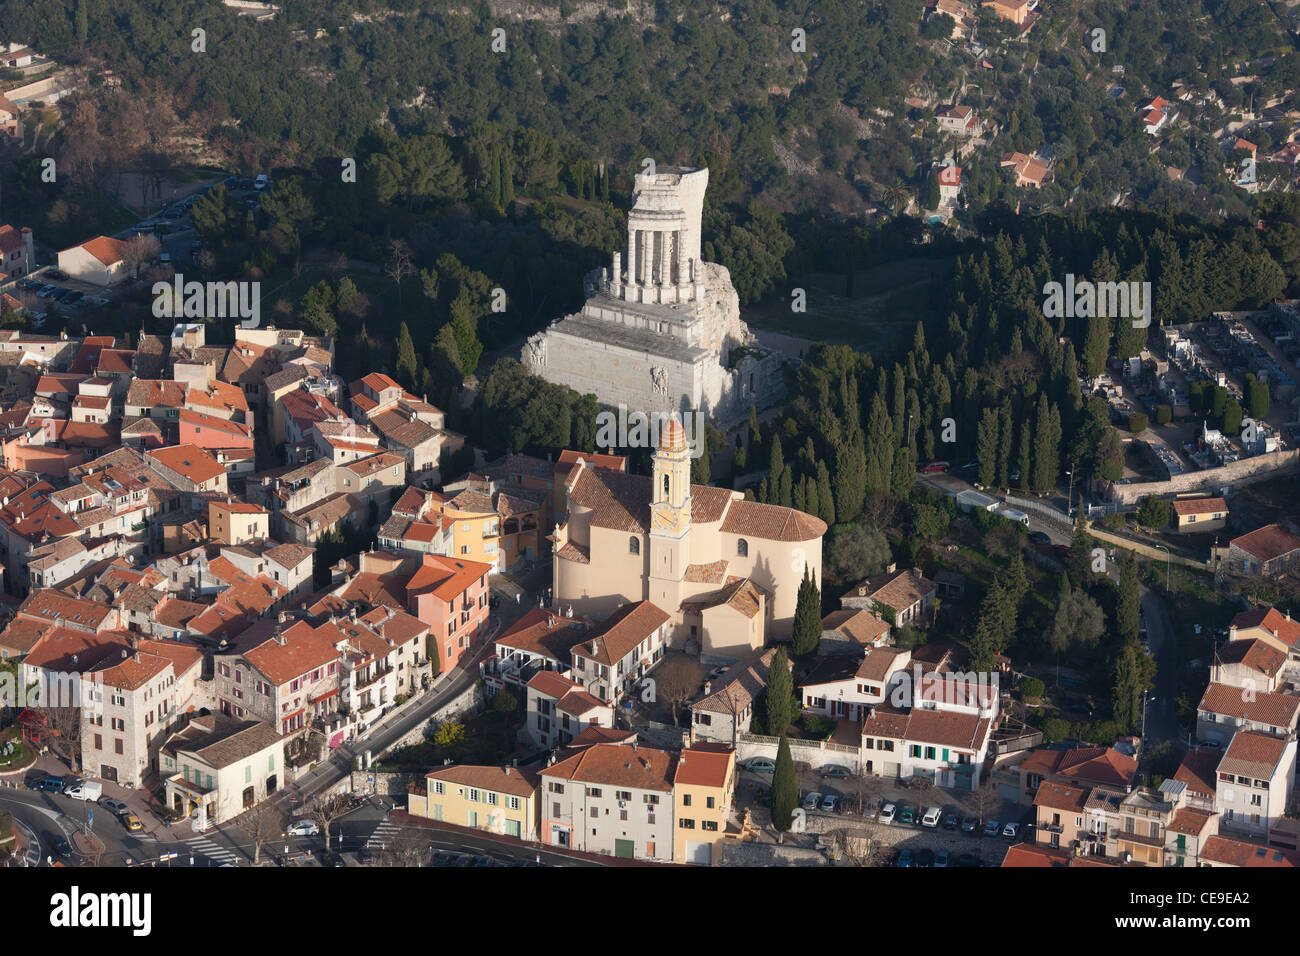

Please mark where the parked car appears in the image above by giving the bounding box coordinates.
[122,812,144,833]
[254,174,268,190]
[471,855,495,867]
[1029,531,1052,546]
[819,764,851,779]
[32,774,65,792]
[935,849,949,868]
[1002,822,1020,841]
[941,810,960,831]
[878,803,896,825]
[960,816,979,834]
[97,797,129,816]
[953,853,982,867]
[916,848,935,868]
[982,820,1000,838]
[898,805,916,826]
[64,781,102,801]
[802,792,822,812]
[896,848,914,867]
[744,757,776,774]
[287,820,320,837]
[46,269,68,281]
[820,794,838,813]
[50,833,73,857]
[921,806,943,828]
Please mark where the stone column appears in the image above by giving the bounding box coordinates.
[675,230,685,289]
[611,251,622,297]
[627,230,638,289]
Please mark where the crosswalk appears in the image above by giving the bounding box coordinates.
[182,835,244,865]
[365,821,400,850]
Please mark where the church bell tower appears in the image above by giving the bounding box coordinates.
[648,415,691,611]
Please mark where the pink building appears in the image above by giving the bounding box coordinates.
[406,553,493,671]
[178,408,255,453]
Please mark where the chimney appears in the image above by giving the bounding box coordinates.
[857,585,867,597]
[703,681,712,696]
[886,562,897,574]
[278,611,287,624]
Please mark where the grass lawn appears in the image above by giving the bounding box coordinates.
[378,706,524,772]
[0,738,32,773]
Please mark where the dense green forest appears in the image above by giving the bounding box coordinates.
[9,0,1300,222]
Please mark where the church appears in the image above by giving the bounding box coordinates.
[522,165,785,425]
[551,417,825,662]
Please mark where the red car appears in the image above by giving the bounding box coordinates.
[920,461,950,474]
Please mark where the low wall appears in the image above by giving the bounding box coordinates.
[1105,448,1298,505]
[737,733,860,772]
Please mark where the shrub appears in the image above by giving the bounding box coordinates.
[1128,412,1148,434]
[802,715,837,740]
[1155,404,1172,425]
[1021,677,1045,700]
[1136,495,1171,529]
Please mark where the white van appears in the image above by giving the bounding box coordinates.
[65,781,103,802]
[921,806,943,828]
[998,506,1030,526]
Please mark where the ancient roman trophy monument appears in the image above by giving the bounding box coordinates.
[522,165,784,424]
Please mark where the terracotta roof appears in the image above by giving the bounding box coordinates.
[494,606,593,662]
[527,670,583,701]
[575,601,670,666]
[0,618,49,656]
[1167,807,1215,836]
[1230,607,1300,648]
[1174,747,1221,798]
[1230,524,1300,563]
[1214,638,1286,679]
[556,688,607,716]
[859,705,911,740]
[148,444,225,484]
[845,567,935,613]
[180,719,282,769]
[904,709,991,751]
[1198,682,1299,729]
[684,560,729,584]
[65,235,130,266]
[1171,496,1227,516]
[821,608,891,645]
[1033,782,1089,812]
[674,746,733,788]
[426,764,539,799]
[1219,730,1289,778]
[242,620,341,686]
[719,498,826,541]
[542,742,676,791]
[406,554,491,602]
[1199,835,1298,867]
[1001,843,1073,867]
[1018,745,1138,789]
[565,467,736,533]
[692,649,777,716]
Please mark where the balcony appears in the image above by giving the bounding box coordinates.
[1041,823,1064,834]
[353,666,393,690]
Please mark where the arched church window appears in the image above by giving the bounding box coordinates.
[629,536,640,556]
[662,474,670,497]
[737,538,749,558]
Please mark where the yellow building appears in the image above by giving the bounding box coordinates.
[207,499,270,546]
[409,765,540,841]
[672,744,735,865]
[430,487,545,572]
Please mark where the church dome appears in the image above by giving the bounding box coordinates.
[659,415,687,452]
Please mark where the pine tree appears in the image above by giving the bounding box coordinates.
[805,474,819,520]
[771,734,797,832]
[486,146,502,209]
[777,466,793,509]
[891,445,915,502]
[765,647,794,736]
[816,459,836,527]
[769,435,785,493]
[501,150,515,207]
[792,568,822,657]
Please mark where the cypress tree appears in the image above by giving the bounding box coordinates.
[816,459,836,527]
[996,403,1013,489]
[765,647,794,737]
[976,407,998,488]
[394,321,419,392]
[1118,550,1140,644]
[833,433,867,523]
[792,568,822,658]
[772,734,797,832]
[1017,419,1032,492]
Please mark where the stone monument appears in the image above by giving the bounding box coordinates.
[522,165,785,425]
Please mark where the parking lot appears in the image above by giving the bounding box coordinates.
[734,766,1032,866]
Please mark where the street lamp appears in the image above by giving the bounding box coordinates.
[1153,544,1171,592]
[1141,692,1157,745]
[1066,460,1076,519]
